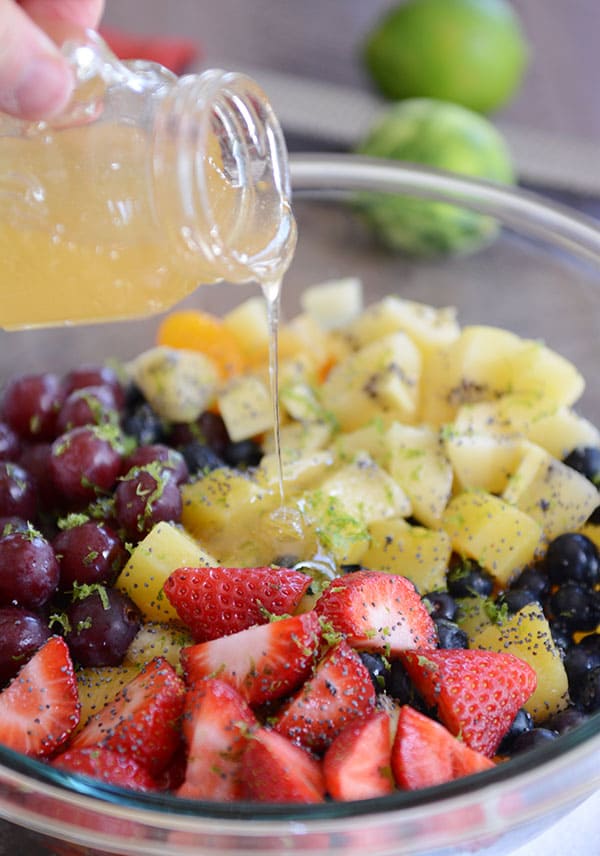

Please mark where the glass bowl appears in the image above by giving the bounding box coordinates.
[1,154,600,856]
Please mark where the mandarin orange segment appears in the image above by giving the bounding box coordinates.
[157,310,246,379]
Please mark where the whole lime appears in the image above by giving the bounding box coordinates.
[355,98,514,256]
[364,0,529,114]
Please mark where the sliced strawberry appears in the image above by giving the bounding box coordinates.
[274,639,376,752]
[323,709,394,801]
[401,649,537,757]
[70,657,186,776]
[315,571,437,655]
[240,727,325,803]
[392,705,495,790]
[52,746,158,792]
[181,611,321,706]
[164,565,311,642]
[0,636,79,758]
[176,678,257,801]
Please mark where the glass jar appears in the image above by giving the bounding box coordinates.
[0,29,296,329]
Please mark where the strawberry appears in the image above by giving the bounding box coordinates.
[323,709,394,801]
[315,571,437,655]
[392,705,495,790]
[52,746,159,792]
[240,727,325,803]
[176,678,257,801]
[274,639,376,752]
[0,636,79,758]
[70,657,186,777]
[400,648,537,757]
[181,611,321,706]
[163,565,312,642]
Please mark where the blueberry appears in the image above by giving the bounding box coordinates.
[359,651,388,693]
[549,582,599,631]
[510,728,559,754]
[424,591,457,621]
[223,439,263,469]
[498,708,534,755]
[434,617,468,649]
[576,667,600,713]
[563,446,600,484]
[564,643,600,699]
[496,588,535,615]
[549,619,573,653]
[383,659,413,704]
[181,442,225,475]
[546,708,588,735]
[447,557,494,599]
[122,403,167,446]
[511,565,550,602]
[544,533,600,587]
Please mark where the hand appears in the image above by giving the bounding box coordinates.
[0,0,105,120]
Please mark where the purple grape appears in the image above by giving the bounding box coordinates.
[0,461,37,520]
[18,442,56,510]
[49,426,123,504]
[64,587,141,667]
[56,385,119,434]
[62,365,126,409]
[53,521,128,589]
[1,373,64,441]
[114,466,182,540]
[0,606,51,685]
[123,443,188,485]
[0,528,59,608]
[0,421,21,461]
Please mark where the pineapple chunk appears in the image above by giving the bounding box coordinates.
[255,449,334,493]
[455,595,496,641]
[321,332,421,431]
[280,382,328,423]
[345,295,459,354]
[125,622,193,670]
[299,491,369,565]
[506,340,584,408]
[223,296,269,365]
[526,407,600,459]
[116,522,217,623]
[472,603,569,721]
[279,313,347,377]
[127,346,218,422]
[444,431,524,494]
[333,419,391,468]
[262,420,333,456]
[300,277,363,330]
[218,374,273,441]
[387,423,453,528]
[363,518,451,594]
[503,443,600,539]
[76,665,141,729]
[441,491,542,586]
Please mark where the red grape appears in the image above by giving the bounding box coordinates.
[64,587,141,667]
[0,606,50,685]
[56,385,119,434]
[114,466,182,540]
[62,364,126,409]
[123,443,188,485]
[0,421,21,461]
[53,521,128,589]
[0,527,59,608]
[0,461,38,521]
[49,426,123,504]
[1,372,64,441]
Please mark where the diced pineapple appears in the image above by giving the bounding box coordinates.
[279,313,347,378]
[345,295,459,354]
[127,346,218,422]
[218,374,273,442]
[76,664,141,729]
[116,522,217,623]
[503,443,600,539]
[444,431,524,494]
[255,449,334,493]
[300,277,363,330]
[223,296,269,366]
[280,382,328,423]
[506,340,584,408]
[125,622,194,670]
[316,454,412,525]
[333,419,391,468]
[299,491,370,565]
[363,518,451,594]
[472,603,570,721]
[526,407,600,459]
[262,420,333,456]
[455,595,496,641]
[387,423,453,528]
[321,332,421,431]
[441,491,542,586]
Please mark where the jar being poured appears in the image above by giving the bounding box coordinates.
[0,28,297,329]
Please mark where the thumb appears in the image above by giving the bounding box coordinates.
[0,0,73,120]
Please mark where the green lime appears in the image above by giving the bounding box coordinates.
[364,0,529,114]
[355,98,514,256]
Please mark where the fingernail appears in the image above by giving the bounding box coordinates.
[14,54,73,120]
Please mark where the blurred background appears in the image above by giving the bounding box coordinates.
[101,0,600,215]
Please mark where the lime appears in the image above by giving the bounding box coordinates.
[355,97,514,256]
[364,0,529,114]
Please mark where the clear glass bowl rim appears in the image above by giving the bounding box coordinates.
[1,153,600,838]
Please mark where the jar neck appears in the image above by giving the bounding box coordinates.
[152,70,297,287]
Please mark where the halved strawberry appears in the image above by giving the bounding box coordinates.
[0,636,79,758]
[392,705,495,790]
[315,571,437,655]
[274,639,376,752]
[52,746,159,792]
[176,678,257,801]
[400,649,537,757]
[323,709,394,801]
[181,611,321,706]
[240,727,325,803]
[70,657,186,777]
[163,565,312,642]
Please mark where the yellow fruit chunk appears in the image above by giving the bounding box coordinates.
[116,522,217,623]
[300,277,364,331]
[526,407,600,460]
[503,443,600,539]
[125,622,194,670]
[76,664,141,730]
[218,375,274,442]
[223,297,270,366]
[363,518,451,593]
[472,603,569,722]
[441,491,542,586]
[156,310,245,379]
[444,431,523,494]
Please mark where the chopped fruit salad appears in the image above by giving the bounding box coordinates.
[1,278,600,804]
